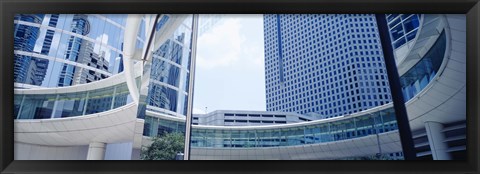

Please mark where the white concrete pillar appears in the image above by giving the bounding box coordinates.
[425,121,451,160]
[86,142,106,160]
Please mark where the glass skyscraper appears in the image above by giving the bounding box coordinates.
[13,14,46,86]
[264,14,393,119]
[14,14,128,88]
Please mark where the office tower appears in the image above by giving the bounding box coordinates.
[264,14,392,119]
[13,14,45,86]
[58,14,91,86]
[73,41,110,84]
[13,14,128,88]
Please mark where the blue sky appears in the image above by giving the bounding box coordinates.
[193,14,265,114]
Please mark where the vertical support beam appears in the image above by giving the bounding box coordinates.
[375,14,416,160]
[425,121,451,160]
[50,94,60,118]
[86,142,106,160]
[184,14,199,160]
[374,115,383,156]
[82,91,89,115]
[353,116,357,137]
[122,14,142,105]
[327,122,332,142]
[110,85,117,110]
[16,95,25,119]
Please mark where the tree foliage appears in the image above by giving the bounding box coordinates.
[140,132,185,160]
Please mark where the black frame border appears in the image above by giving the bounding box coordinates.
[1,0,478,174]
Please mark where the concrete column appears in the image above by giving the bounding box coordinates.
[86,142,106,160]
[425,121,451,160]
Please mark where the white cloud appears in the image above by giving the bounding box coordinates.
[193,107,206,114]
[243,41,264,68]
[94,34,111,63]
[196,18,245,70]
[193,15,267,112]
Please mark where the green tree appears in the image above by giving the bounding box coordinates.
[141,132,185,160]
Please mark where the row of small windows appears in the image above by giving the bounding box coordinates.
[268,80,390,99]
[265,36,380,59]
[268,92,392,108]
[267,89,392,116]
[266,92,392,108]
[265,53,384,84]
[224,113,287,118]
[264,20,378,52]
[269,100,392,117]
[264,14,375,31]
[224,120,287,124]
[266,67,388,95]
[266,57,386,87]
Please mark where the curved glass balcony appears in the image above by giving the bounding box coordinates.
[144,107,397,148]
[14,81,133,119]
[400,30,446,101]
[192,108,397,148]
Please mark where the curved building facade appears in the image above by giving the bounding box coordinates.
[13,14,198,160]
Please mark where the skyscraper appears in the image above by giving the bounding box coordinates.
[73,41,110,84]
[14,14,128,89]
[13,14,45,86]
[58,14,91,86]
[264,14,393,119]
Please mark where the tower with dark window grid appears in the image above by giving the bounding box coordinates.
[263,14,394,119]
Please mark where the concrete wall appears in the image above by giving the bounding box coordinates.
[104,142,134,160]
[14,142,88,160]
